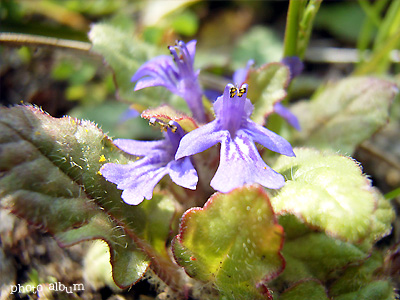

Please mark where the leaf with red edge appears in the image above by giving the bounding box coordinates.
[246,62,290,124]
[172,185,284,299]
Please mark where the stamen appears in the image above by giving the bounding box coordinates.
[238,87,247,97]
[149,117,157,126]
[230,87,237,98]
[168,121,178,133]
[148,117,178,133]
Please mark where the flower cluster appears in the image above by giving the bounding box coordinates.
[101,40,298,205]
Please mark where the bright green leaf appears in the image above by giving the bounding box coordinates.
[291,77,398,154]
[172,185,284,299]
[271,148,394,243]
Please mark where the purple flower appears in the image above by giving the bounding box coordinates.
[175,84,295,193]
[101,120,198,205]
[131,40,206,123]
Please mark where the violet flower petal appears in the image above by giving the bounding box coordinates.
[131,55,175,83]
[273,102,301,131]
[281,56,304,80]
[210,133,285,193]
[113,139,166,156]
[175,120,226,159]
[243,121,296,157]
[168,158,198,190]
[134,77,175,91]
[233,59,254,85]
[101,162,169,205]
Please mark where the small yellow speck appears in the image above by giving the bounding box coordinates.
[99,155,106,163]
[97,170,102,176]
[34,131,41,136]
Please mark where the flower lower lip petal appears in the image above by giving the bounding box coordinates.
[210,133,285,193]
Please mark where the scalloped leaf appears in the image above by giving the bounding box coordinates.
[329,251,395,300]
[271,148,394,243]
[246,62,290,124]
[279,280,329,300]
[0,105,177,288]
[291,77,398,154]
[172,185,284,299]
[141,104,199,132]
[281,232,368,283]
[89,22,187,112]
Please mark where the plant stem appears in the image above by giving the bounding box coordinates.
[373,0,400,52]
[0,32,92,53]
[283,0,305,58]
[297,0,322,59]
[356,0,388,63]
[354,28,400,75]
[283,0,322,59]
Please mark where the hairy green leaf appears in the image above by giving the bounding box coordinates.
[0,105,177,288]
[329,252,395,300]
[279,280,329,300]
[292,77,398,154]
[271,148,394,243]
[281,232,367,282]
[172,185,284,299]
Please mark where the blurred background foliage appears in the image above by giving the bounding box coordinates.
[0,0,399,154]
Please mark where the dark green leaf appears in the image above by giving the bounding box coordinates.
[0,105,177,288]
[279,280,329,300]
